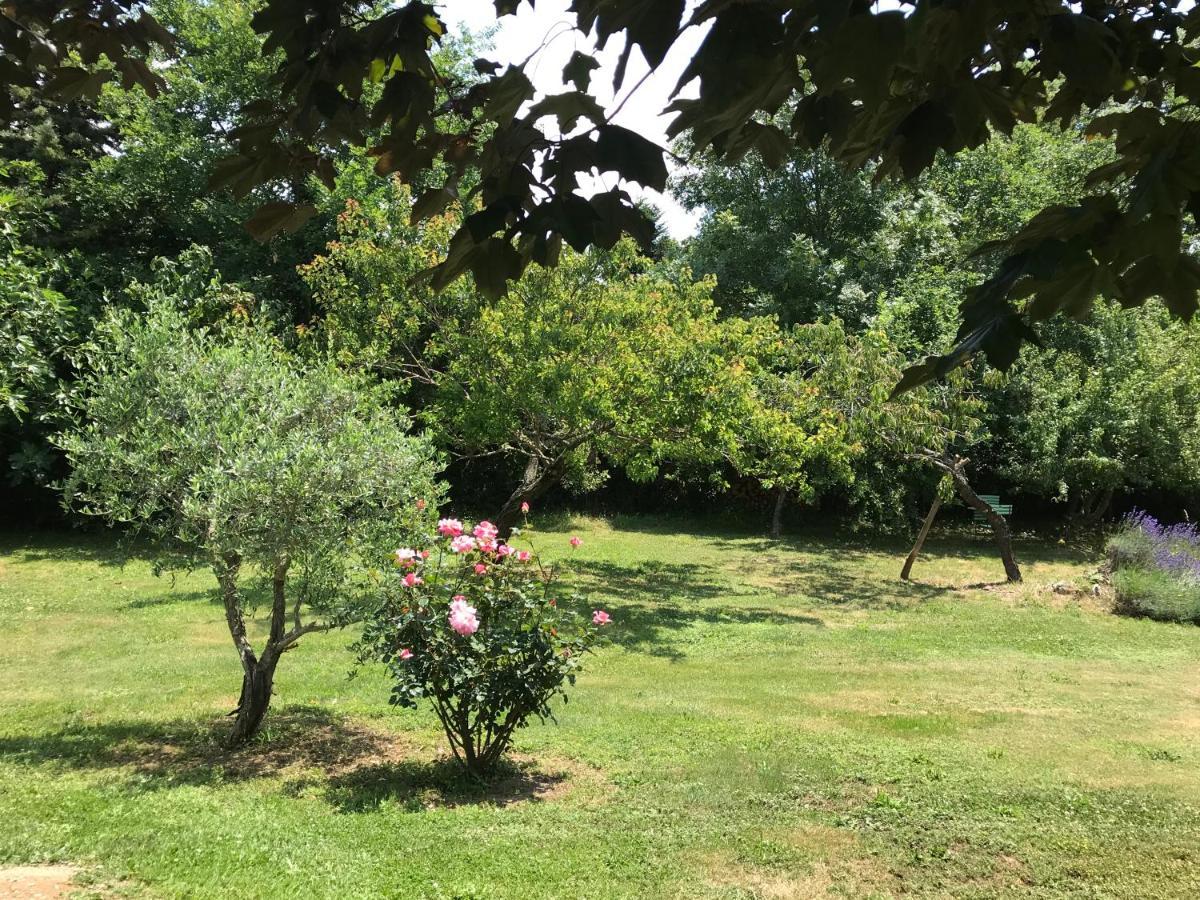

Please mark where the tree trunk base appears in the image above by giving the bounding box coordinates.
[227,661,276,748]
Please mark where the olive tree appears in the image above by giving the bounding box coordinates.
[59,284,442,746]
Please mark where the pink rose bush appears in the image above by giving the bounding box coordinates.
[356,513,609,777]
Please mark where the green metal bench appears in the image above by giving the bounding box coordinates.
[972,494,1013,522]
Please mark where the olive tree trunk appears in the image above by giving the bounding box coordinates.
[228,654,279,747]
[217,554,322,748]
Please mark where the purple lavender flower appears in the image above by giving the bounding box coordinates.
[1120,509,1200,583]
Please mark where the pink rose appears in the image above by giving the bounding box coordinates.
[394,547,418,566]
[592,610,611,626]
[520,501,530,513]
[402,572,423,588]
[516,550,531,562]
[450,534,476,554]
[420,549,430,559]
[474,563,488,575]
[437,518,464,537]
[478,538,498,553]
[399,648,414,660]
[570,536,582,548]
[449,598,479,636]
[473,520,499,541]
[496,544,514,557]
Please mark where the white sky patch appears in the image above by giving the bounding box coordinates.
[440,0,708,239]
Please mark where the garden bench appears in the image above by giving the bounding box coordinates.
[972,494,1013,522]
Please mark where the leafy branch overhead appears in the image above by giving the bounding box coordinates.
[6,1,1200,381]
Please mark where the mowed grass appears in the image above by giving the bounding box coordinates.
[2,516,1200,898]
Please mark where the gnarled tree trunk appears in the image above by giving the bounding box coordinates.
[495,454,567,537]
[912,452,1021,583]
[228,652,279,747]
[216,553,321,748]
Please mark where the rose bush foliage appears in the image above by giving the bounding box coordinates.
[356,514,608,776]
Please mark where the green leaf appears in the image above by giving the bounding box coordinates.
[528,91,606,133]
[244,202,317,242]
[485,66,534,125]
[411,187,457,224]
[470,238,524,299]
[562,51,599,92]
[595,125,668,191]
[43,67,110,102]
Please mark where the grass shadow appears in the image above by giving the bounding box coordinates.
[590,513,1097,567]
[0,528,159,567]
[322,756,568,813]
[605,601,826,660]
[0,706,582,813]
[0,706,402,790]
[572,559,734,604]
[124,587,221,609]
[763,562,957,610]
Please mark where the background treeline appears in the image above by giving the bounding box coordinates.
[3,0,1198,534]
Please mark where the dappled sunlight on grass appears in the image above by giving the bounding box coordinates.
[2,518,1199,897]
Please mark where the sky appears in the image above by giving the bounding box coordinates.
[439,0,709,239]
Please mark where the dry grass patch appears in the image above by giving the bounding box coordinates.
[702,825,898,899]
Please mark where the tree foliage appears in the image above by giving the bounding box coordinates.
[306,197,779,530]
[991,304,1200,521]
[7,1,1200,386]
[58,267,443,745]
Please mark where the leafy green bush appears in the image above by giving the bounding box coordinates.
[59,288,442,745]
[1112,568,1200,625]
[356,516,608,777]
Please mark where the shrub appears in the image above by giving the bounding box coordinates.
[1106,521,1155,572]
[1108,511,1200,625]
[59,289,442,745]
[1108,510,1200,578]
[356,516,608,777]
[1112,567,1200,625]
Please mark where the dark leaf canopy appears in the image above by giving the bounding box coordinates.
[5,1,1200,386]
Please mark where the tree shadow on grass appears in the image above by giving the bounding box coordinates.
[0,528,158,567]
[0,706,402,790]
[571,559,735,604]
[764,563,959,610]
[591,514,1096,568]
[321,755,571,813]
[0,706,582,812]
[568,554,967,660]
[123,586,222,609]
[605,601,827,660]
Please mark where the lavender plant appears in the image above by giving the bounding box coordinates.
[1108,511,1200,625]
[1110,511,1200,582]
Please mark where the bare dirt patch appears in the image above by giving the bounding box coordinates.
[0,865,78,900]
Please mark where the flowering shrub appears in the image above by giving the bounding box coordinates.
[1108,511,1200,625]
[356,514,610,776]
[1109,510,1200,582]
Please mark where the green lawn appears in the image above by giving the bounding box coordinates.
[2,517,1199,898]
